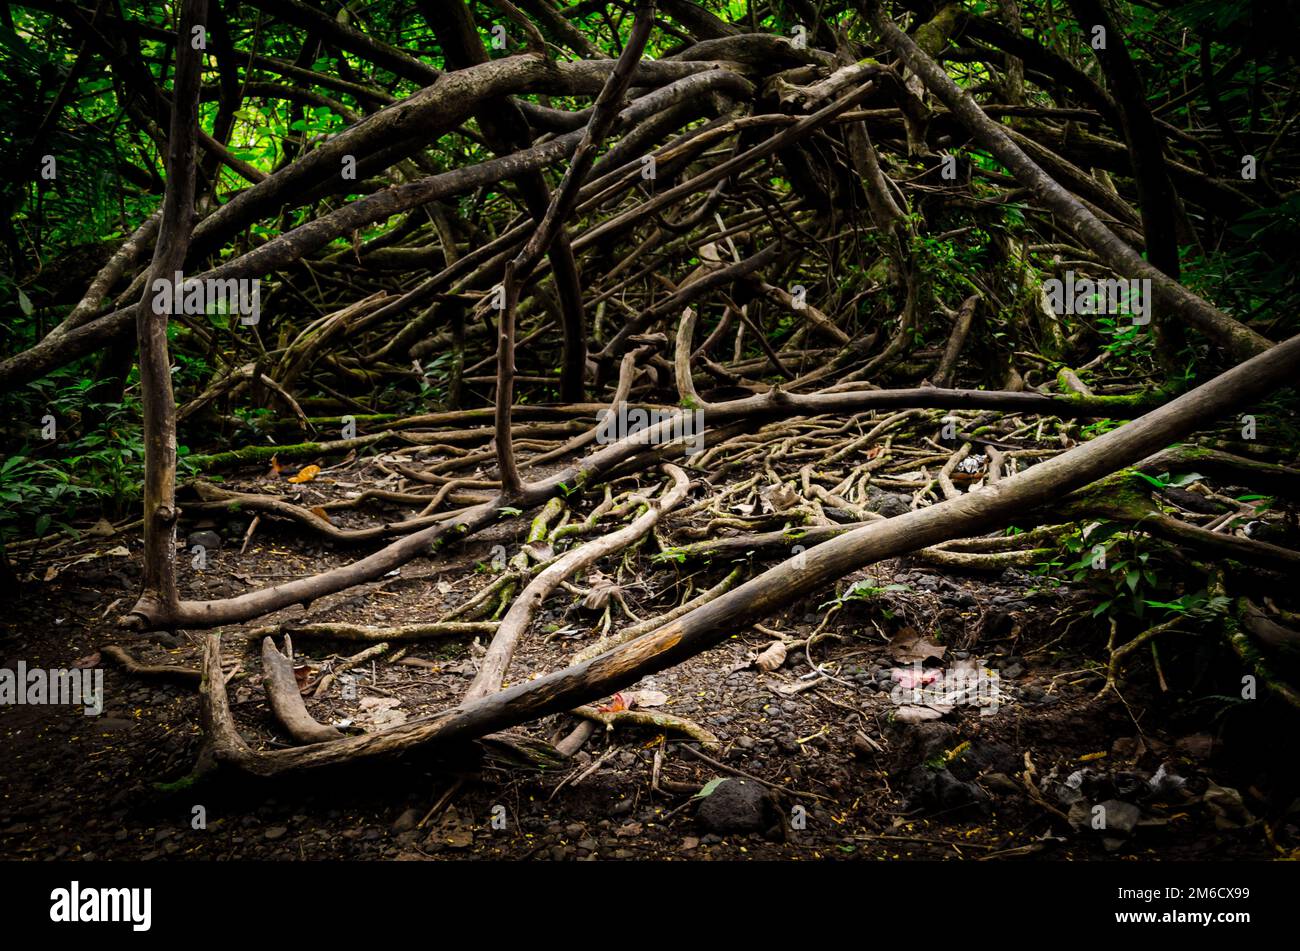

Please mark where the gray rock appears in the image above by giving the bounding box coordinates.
[93,718,133,731]
[695,778,777,835]
[900,767,992,817]
[1161,486,1226,515]
[1097,800,1141,836]
[867,489,911,518]
[187,530,223,551]
[391,808,420,834]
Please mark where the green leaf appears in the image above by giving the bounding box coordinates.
[694,777,727,799]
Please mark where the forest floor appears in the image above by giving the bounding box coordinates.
[1,450,1282,861]
[4,0,1299,870]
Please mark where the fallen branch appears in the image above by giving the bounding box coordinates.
[570,704,721,750]
[260,636,343,745]
[192,332,1300,776]
[99,645,201,686]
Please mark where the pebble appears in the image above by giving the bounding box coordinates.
[186,530,223,551]
[391,808,420,834]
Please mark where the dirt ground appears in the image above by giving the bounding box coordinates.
[1,457,1292,862]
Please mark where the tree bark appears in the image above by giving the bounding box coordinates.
[126,0,207,626]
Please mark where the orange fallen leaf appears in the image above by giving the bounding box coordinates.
[268,454,284,476]
[309,506,332,524]
[597,692,630,713]
[288,464,321,483]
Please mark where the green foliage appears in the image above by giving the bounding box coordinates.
[0,385,150,541]
[651,547,689,565]
[820,580,909,608]
[1045,522,1169,622]
[1094,314,1155,370]
[1079,417,1123,439]
[1143,591,1231,621]
[905,215,988,302]
[1132,470,1203,491]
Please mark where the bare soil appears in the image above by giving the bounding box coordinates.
[2,460,1287,861]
